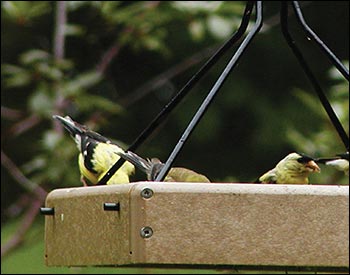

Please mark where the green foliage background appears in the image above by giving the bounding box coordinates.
[1,1,349,274]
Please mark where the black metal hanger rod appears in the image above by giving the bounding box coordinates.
[281,2,349,149]
[97,1,255,185]
[155,1,263,181]
[292,1,349,81]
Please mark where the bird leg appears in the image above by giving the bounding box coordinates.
[80,176,89,187]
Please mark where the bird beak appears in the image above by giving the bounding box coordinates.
[53,115,84,136]
[305,160,321,173]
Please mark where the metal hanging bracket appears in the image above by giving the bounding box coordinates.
[98,1,348,183]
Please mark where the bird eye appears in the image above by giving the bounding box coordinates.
[297,156,313,164]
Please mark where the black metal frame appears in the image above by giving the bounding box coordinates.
[281,2,349,149]
[99,1,349,184]
[291,1,349,81]
[98,1,255,184]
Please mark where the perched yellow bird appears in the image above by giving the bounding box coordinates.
[117,150,211,182]
[315,152,349,176]
[53,115,135,186]
[256,152,321,184]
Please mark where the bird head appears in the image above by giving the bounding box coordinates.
[53,115,86,149]
[284,152,321,173]
[53,115,111,153]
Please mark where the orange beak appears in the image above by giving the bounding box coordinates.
[305,160,321,173]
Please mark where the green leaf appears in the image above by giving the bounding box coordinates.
[19,49,50,65]
[21,156,46,175]
[1,64,25,75]
[2,1,50,21]
[42,130,62,150]
[62,71,102,96]
[171,2,222,13]
[28,85,54,116]
[1,1,21,18]
[67,1,102,11]
[189,20,205,41]
[76,94,123,114]
[328,60,349,81]
[25,1,51,19]
[1,64,32,87]
[64,24,86,36]
[35,63,63,81]
[142,36,164,51]
[207,15,234,39]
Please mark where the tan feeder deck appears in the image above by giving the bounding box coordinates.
[42,182,349,273]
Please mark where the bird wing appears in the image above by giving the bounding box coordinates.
[258,168,278,184]
[90,143,134,176]
[116,151,153,177]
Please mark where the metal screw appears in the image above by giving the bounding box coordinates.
[140,226,153,238]
[140,188,153,199]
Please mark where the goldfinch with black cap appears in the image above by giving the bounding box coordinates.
[256,152,320,184]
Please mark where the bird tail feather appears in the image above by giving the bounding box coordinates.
[117,151,152,174]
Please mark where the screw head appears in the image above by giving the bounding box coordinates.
[140,226,153,238]
[140,187,153,199]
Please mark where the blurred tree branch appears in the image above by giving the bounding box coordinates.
[96,40,122,74]
[52,1,67,133]
[53,1,66,61]
[1,151,47,201]
[119,44,218,107]
[7,114,41,137]
[4,194,32,219]
[1,106,24,120]
[1,198,42,258]
[1,151,47,258]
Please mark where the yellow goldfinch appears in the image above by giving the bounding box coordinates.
[117,150,211,182]
[53,115,135,186]
[315,152,349,176]
[256,152,321,184]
